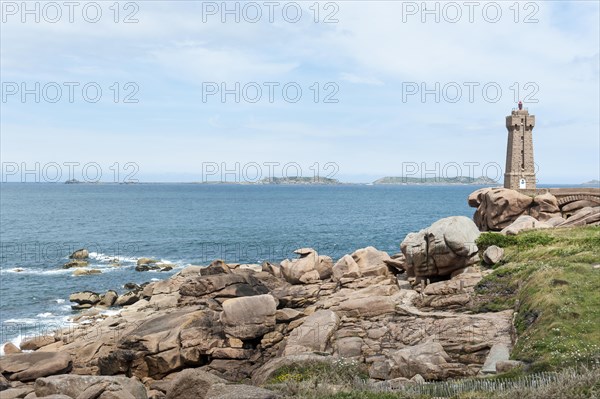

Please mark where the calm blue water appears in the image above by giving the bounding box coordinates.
[0,183,480,348]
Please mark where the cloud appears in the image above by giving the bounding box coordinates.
[1,1,598,183]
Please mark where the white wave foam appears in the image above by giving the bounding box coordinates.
[101,309,122,317]
[3,318,38,325]
[88,252,138,263]
[54,299,65,304]
[36,312,54,318]
[2,267,26,273]
[1,267,74,275]
[44,269,78,275]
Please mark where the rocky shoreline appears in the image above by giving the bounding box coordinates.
[1,188,598,399]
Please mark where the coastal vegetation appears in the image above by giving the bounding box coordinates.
[474,226,600,371]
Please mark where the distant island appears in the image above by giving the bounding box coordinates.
[259,176,341,185]
[373,176,498,185]
[581,179,600,186]
[63,176,500,185]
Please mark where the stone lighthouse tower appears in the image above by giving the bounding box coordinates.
[504,101,536,190]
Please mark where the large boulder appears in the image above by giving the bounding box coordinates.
[401,216,480,277]
[280,249,332,284]
[467,187,492,208]
[480,342,510,374]
[500,215,552,235]
[69,248,89,259]
[3,342,21,355]
[166,369,225,399]
[558,206,600,227]
[390,342,461,380]
[332,255,360,281]
[0,387,35,398]
[98,290,119,307]
[350,247,391,277]
[109,309,222,379]
[73,268,102,276]
[332,295,396,318]
[220,294,277,340]
[418,272,483,310]
[63,260,88,269]
[561,200,599,214]
[179,273,269,299]
[530,192,561,221]
[34,375,147,399]
[19,335,55,351]
[115,291,140,307]
[201,259,231,276]
[283,310,339,355]
[166,369,278,399]
[471,188,534,231]
[482,245,504,265]
[137,258,158,267]
[0,352,72,382]
[69,291,101,309]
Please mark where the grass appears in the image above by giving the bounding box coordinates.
[473,226,600,370]
[267,364,600,398]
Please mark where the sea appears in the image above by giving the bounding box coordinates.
[0,183,502,352]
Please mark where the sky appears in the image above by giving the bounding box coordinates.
[1,0,599,184]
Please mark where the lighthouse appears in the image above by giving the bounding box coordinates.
[504,101,536,190]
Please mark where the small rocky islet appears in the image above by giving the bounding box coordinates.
[0,188,599,399]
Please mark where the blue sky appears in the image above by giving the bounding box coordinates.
[1,1,599,183]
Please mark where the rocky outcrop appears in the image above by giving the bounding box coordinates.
[1,215,521,397]
[0,352,72,381]
[480,342,510,374]
[471,188,535,231]
[400,216,480,278]
[34,375,147,398]
[69,249,89,259]
[62,260,88,269]
[280,248,332,284]
[20,336,56,351]
[115,291,140,307]
[530,192,561,221]
[98,291,119,307]
[69,292,101,310]
[482,245,504,265]
[283,310,339,355]
[220,295,277,340]
[137,258,158,267]
[557,206,600,227]
[390,342,464,380]
[3,343,21,355]
[469,188,599,230]
[332,247,392,282]
[73,268,102,276]
[166,369,277,399]
[332,255,360,281]
[179,271,269,301]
